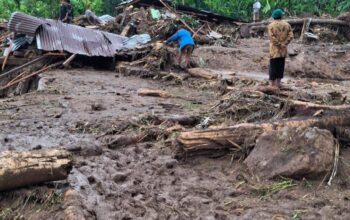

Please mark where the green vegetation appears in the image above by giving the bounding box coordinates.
[249,177,297,200]
[0,0,119,20]
[0,0,349,20]
[174,0,350,21]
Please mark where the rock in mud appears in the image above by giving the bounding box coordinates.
[113,172,128,183]
[244,127,335,179]
[107,135,138,149]
[91,103,106,111]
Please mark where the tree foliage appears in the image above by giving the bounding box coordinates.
[175,0,350,21]
[1,0,349,20]
[0,0,106,20]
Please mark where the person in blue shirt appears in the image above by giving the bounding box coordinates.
[165,28,195,68]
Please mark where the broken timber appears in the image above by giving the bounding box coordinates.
[0,149,72,191]
[137,88,170,98]
[176,115,350,158]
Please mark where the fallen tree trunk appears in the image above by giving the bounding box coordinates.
[187,68,218,80]
[285,100,350,115]
[176,115,350,158]
[0,149,72,191]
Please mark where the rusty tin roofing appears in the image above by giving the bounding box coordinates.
[8,12,129,57]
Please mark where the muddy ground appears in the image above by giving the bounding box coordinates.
[1,39,350,219]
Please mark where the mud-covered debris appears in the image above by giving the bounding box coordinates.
[107,128,168,149]
[214,90,282,123]
[137,114,201,126]
[113,172,128,183]
[165,159,178,169]
[91,103,106,111]
[87,176,96,184]
[107,134,139,149]
[137,88,170,98]
[244,127,335,179]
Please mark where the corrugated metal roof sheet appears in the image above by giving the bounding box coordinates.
[8,12,45,36]
[8,12,148,57]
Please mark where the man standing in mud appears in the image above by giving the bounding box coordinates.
[59,0,74,24]
[253,0,262,22]
[267,9,293,88]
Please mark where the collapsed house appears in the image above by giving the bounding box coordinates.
[0,12,151,96]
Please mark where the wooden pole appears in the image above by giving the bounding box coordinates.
[1,43,13,71]
[159,0,196,34]
[63,54,77,67]
[193,23,206,39]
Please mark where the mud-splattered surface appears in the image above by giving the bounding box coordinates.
[1,40,350,220]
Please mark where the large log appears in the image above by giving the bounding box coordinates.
[0,149,72,191]
[187,68,218,80]
[176,115,350,158]
[285,100,350,115]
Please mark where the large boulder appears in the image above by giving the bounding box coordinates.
[244,127,335,179]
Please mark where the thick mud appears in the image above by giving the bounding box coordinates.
[1,40,350,219]
[194,39,350,80]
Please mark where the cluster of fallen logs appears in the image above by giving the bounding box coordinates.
[174,85,350,179]
[241,17,350,41]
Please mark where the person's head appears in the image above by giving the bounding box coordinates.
[272,9,284,20]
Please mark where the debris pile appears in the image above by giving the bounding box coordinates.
[74,1,240,46]
[214,90,283,123]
